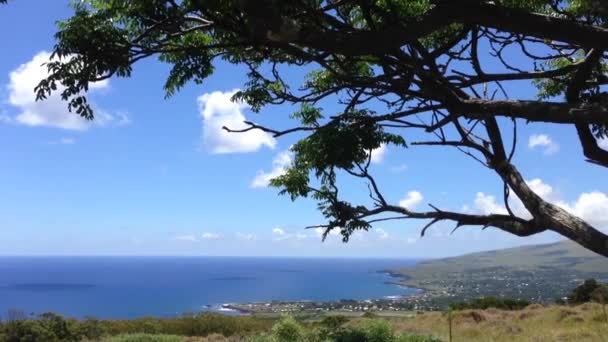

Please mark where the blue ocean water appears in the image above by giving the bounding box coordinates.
[0,257,417,319]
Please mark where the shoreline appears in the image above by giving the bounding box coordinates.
[218,268,437,315]
[377,269,430,294]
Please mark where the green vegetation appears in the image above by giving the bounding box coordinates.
[568,279,608,304]
[247,316,440,342]
[0,313,271,342]
[0,313,440,342]
[391,241,608,306]
[4,305,608,341]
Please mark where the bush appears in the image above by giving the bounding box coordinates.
[315,315,349,340]
[2,312,82,342]
[319,315,348,332]
[80,316,107,340]
[270,317,304,342]
[334,319,439,342]
[568,279,608,304]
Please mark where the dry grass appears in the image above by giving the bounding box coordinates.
[354,304,608,342]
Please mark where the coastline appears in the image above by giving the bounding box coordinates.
[218,268,438,315]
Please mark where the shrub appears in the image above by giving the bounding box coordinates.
[334,319,393,342]
[568,279,608,304]
[80,316,107,340]
[2,312,82,342]
[334,319,440,342]
[270,317,304,342]
[320,315,348,332]
[316,315,349,340]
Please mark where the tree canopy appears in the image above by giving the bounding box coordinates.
[568,279,608,303]
[35,0,608,256]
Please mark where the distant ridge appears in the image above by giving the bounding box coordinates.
[410,240,608,273]
[391,240,608,302]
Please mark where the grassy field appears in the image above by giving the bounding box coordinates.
[376,303,608,342]
[96,304,608,341]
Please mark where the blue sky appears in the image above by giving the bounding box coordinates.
[0,1,607,258]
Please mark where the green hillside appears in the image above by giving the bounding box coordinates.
[392,240,608,303]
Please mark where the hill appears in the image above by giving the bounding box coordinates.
[391,240,608,303]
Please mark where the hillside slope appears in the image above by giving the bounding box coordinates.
[393,240,608,302]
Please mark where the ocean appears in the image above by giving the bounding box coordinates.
[0,257,418,319]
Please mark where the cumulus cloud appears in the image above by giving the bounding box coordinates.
[526,178,554,199]
[528,134,559,155]
[251,150,292,188]
[201,232,222,240]
[470,178,608,228]
[474,192,508,215]
[558,192,608,226]
[272,227,288,241]
[4,51,123,130]
[271,227,315,241]
[399,191,423,210]
[197,90,276,154]
[370,144,387,164]
[314,227,341,239]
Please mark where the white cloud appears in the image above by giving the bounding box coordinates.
[563,192,608,226]
[376,228,389,240]
[406,237,417,244]
[314,228,324,238]
[470,179,608,229]
[599,138,608,150]
[528,134,559,155]
[370,144,387,164]
[174,235,198,242]
[5,51,122,130]
[251,150,292,188]
[201,232,222,240]
[314,227,340,239]
[271,228,315,241]
[272,227,288,241]
[526,178,554,199]
[474,192,508,215]
[197,90,276,154]
[399,191,423,210]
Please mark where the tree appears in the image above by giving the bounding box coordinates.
[36,0,608,255]
[568,279,608,304]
